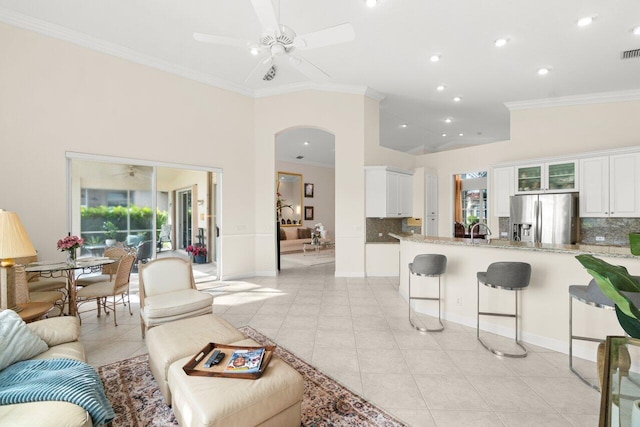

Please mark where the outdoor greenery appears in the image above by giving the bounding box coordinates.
[80,205,168,243]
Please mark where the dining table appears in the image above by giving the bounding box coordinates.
[25,257,115,316]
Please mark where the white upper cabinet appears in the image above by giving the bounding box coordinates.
[365,166,414,218]
[580,153,640,217]
[515,160,578,194]
[492,166,514,217]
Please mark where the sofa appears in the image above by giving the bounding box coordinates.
[0,312,92,426]
[278,227,313,253]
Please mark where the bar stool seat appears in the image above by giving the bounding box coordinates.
[477,262,531,358]
[569,276,640,390]
[409,254,447,332]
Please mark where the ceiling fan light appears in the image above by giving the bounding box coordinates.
[365,0,377,8]
[537,67,550,76]
[494,38,508,47]
[430,54,441,63]
[453,96,462,102]
[633,26,640,35]
[436,85,446,92]
[250,47,259,56]
[444,118,452,123]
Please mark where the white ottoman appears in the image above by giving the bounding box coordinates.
[168,338,304,427]
[146,314,245,404]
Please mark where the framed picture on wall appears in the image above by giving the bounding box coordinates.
[304,183,314,198]
[304,206,314,220]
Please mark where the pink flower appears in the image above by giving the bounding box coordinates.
[57,235,85,252]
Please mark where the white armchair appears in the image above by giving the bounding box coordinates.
[138,257,213,338]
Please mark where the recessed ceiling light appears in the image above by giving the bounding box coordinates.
[458,133,464,137]
[444,118,452,123]
[303,141,309,145]
[430,54,441,63]
[577,16,594,27]
[250,47,259,56]
[441,133,447,137]
[365,0,377,7]
[400,123,407,128]
[537,67,550,76]
[453,96,462,102]
[436,85,446,92]
[633,26,640,35]
[494,38,509,47]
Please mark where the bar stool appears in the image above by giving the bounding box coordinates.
[477,262,531,357]
[408,254,447,332]
[569,277,640,391]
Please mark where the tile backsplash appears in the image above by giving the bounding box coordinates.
[366,218,421,242]
[497,217,640,246]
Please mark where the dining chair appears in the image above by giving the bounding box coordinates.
[13,264,65,316]
[75,253,136,326]
[138,257,213,338]
[75,246,129,287]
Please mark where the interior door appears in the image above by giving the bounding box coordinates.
[177,189,192,249]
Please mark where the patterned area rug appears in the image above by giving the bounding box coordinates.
[281,252,335,266]
[98,326,406,427]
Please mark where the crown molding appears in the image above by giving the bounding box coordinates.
[505,89,640,111]
[0,8,254,97]
[254,82,385,101]
[0,8,385,103]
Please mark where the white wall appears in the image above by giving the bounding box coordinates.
[416,99,640,237]
[0,22,255,278]
[254,91,375,277]
[276,161,335,239]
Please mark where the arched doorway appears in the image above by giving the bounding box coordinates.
[275,127,335,272]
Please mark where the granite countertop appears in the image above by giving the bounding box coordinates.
[388,233,637,259]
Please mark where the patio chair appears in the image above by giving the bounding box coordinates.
[157,224,172,252]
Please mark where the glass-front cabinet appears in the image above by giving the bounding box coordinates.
[515,160,577,194]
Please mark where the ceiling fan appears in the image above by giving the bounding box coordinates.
[193,0,355,82]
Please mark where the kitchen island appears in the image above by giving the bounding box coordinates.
[390,233,640,361]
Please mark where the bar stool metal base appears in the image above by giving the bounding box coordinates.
[569,294,608,391]
[409,272,444,332]
[477,281,528,358]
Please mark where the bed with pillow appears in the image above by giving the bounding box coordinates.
[278,227,313,253]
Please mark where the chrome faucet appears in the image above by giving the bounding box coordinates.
[470,223,492,243]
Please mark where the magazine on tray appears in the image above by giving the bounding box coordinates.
[223,348,265,374]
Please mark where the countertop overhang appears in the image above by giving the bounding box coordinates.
[388,233,636,259]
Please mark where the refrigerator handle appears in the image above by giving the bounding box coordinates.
[534,200,540,243]
[533,201,540,243]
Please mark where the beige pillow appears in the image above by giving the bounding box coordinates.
[0,309,48,371]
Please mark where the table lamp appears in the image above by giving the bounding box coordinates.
[0,210,37,311]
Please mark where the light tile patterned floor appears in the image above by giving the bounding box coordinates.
[81,258,600,426]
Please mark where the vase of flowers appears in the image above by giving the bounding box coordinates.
[186,245,208,264]
[57,235,85,264]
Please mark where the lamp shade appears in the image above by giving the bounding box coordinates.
[0,210,37,264]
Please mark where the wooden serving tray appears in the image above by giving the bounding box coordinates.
[182,343,276,380]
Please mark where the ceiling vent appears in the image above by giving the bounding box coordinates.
[621,48,640,60]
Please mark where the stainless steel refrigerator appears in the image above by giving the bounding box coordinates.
[509,193,579,244]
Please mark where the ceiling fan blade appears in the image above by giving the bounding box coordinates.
[193,32,250,49]
[293,23,355,50]
[289,55,330,82]
[250,0,281,36]
[246,56,274,82]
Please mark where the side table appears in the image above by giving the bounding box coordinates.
[17,302,53,323]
